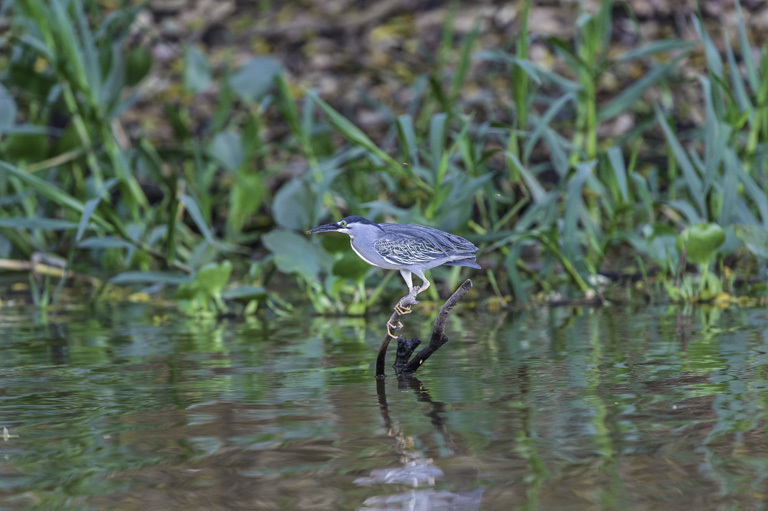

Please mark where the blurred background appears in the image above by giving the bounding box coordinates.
[1,0,767,314]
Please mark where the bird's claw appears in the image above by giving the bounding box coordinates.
[394,303,412,315]
[387,319,403,338]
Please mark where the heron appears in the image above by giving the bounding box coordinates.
[307,216,480,335]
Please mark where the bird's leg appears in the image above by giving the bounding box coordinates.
[395,270,415,315]
[414,276,431,295]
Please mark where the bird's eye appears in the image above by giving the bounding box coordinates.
[340,221,346,227]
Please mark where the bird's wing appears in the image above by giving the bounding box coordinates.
[373,235,445,266]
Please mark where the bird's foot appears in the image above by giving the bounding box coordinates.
[387,319,403,338]
[394,303,412,315]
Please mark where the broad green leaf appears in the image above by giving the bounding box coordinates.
[675,223,725,266]
[229,56,282,102]
[208,130,243,171]
[195,261,232,295]
[263,229,332,281]
[183,46,211,93]
[332,251,371,282]
[272,178,313,231]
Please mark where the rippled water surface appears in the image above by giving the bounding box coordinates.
[2,304,768,510]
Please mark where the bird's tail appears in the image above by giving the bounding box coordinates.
[447,257,481,269]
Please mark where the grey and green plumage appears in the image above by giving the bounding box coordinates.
[307,216,480,294]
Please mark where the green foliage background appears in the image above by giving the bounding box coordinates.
[1,0,767,314]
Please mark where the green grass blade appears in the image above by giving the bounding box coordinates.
[606,146,628,202]
[524,92,575,163]
[598,57,681,121]
[616,39,697,61]
[449,24,478,108]
[654,103,705,217]
[0,160,112,229]
[179,195,217,246]
[0,218,79,230]
[395,114,419,167]
[735,0,758,91]
[504,152,545,202]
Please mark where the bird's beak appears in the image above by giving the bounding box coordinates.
[306,222,340,235]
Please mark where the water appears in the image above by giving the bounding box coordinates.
[1,304,768,510]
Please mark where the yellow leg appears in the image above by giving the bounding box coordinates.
[387,319,403,338]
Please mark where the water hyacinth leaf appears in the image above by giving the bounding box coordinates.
[263,229,332,281]
[332,251,371,282]
[321,234,351,254]
[195,261,232,296]
[208,131,243,171]
[183,46,211,93]
[229,56,282,103]
[272,178,313,231]
[735,225,768,258]
[110,271,193,285]
[0,218,79,230]
[675,223,725,266]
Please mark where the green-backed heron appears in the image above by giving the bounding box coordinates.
[307,216,480,333]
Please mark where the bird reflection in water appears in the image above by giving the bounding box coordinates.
[355,377,484,511]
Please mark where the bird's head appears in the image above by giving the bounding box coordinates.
[306,216,383,238]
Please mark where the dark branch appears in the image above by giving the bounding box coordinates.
[402,279,473,374]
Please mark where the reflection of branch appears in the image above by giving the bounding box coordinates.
[376,376,459,456]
